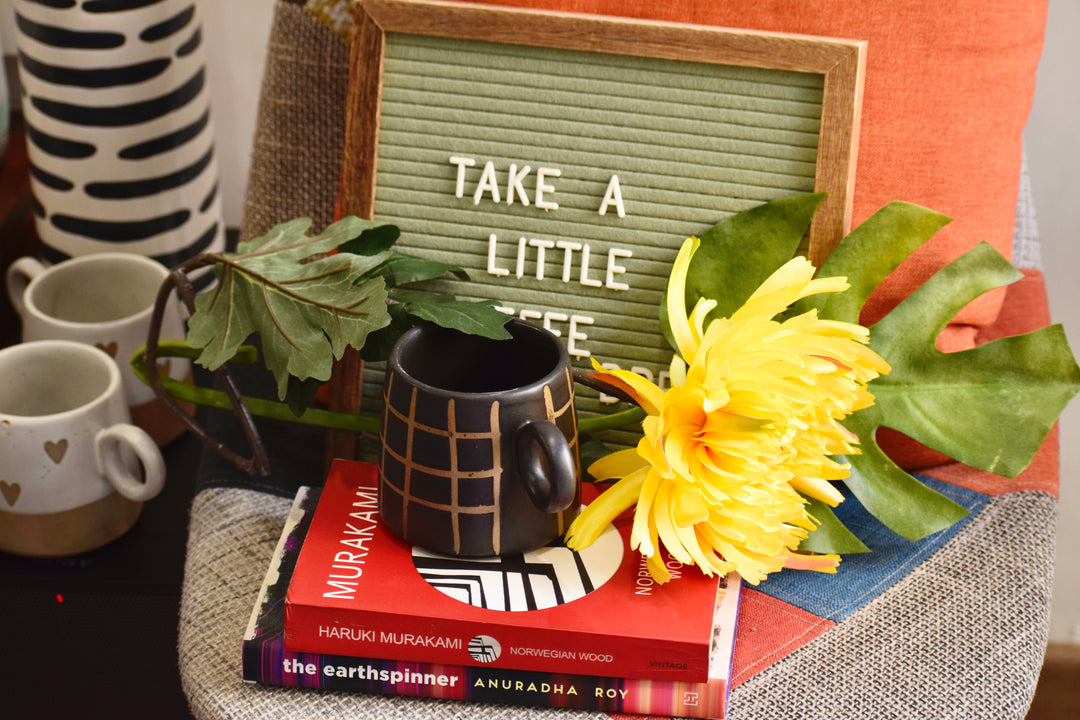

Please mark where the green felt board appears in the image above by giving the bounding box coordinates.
[366,33,824,447]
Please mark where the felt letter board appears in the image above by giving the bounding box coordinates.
[340,0,865,445]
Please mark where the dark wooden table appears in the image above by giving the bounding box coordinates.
[0,115,198,720]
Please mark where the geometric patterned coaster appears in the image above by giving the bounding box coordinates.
[411,522,623,612]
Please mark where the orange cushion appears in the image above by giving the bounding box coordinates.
[470,0,1048,348]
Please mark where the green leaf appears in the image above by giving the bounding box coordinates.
[837,242,1080,540]
[339,223,401,256]
[687,193,824,319]
[359,307,415,363]
[283,375,325,417]
[661,193,824,351]
[368,251,469,287]
[185,216,393,399]
[791,201,952,320]
[389,289,512,340]
[798,497,871,554]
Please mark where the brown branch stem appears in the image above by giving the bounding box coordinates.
[145,256,272,476]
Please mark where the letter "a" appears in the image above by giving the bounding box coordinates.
[598,174,626,217]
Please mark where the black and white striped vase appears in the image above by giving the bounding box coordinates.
[13,0,224,271]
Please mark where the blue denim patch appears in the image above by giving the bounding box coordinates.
[755,475,989,622]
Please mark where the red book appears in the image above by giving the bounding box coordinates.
[284,459,723,682]
[246,485,742,719]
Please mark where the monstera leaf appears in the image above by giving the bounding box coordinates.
[798,202,1080,549]
[185,217,393,398]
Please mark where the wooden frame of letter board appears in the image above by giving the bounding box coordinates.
[327,0,865,461]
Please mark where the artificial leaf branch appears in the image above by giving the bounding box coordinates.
[787,202,1080,549]
[184,216,511,403]
[142,216,512,474]
[802,238,1080,547]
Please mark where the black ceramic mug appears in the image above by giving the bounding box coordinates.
[379,318,580,557]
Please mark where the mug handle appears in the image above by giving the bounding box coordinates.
[515,421,577,513]
[5,256,46,317]
[94,424,167,503]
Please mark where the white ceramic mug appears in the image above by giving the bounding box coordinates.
[6,252,190,445]
[0,340,166,557]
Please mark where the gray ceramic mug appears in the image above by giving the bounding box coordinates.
[379,319,580,557]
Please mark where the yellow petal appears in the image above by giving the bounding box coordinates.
[666,237,701,363]
[565,467,648,550]
[646,550,672,583]
[731,258,852,325]
[588,448,649,481]
[653,483,695,566]
[689,297,718,347]
[672,486,710,526]
[630,470,662,556]
[730,257,815,322]
[789,476,845,507]
[669,354,687,388]
[675,520,718,576]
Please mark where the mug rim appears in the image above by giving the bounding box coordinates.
[388,318,570,400]
[0,339,123,421]
[22,252,167,330]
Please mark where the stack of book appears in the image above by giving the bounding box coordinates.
[242,459,742,719]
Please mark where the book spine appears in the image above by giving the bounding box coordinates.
[243,638,727,719]
[283,604,709,681]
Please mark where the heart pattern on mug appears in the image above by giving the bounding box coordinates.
[45,439,68,464]
[95,341,119,358]
[0,481,20,507]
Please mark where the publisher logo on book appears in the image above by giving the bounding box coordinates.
[468,635,502,663]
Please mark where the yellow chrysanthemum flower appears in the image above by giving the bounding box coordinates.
[565,238,891,585]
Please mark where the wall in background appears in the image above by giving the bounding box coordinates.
[1025,0,1080,645]
[194,2,275,227]
[2,0,1077,643]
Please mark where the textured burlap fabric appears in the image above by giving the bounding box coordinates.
[176,4,1056,718]
[730,491,1055,720]
[1012,155,1043,273]
[238,1,350,245]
